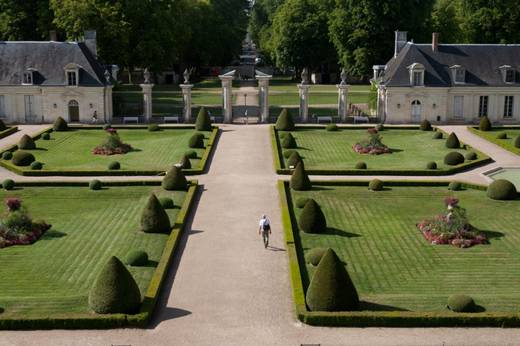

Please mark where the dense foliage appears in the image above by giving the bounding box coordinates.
[353,128,391,155]
[92,128,132,155]
[487,179,517,201]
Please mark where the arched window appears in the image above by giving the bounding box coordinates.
[411,100,422,122]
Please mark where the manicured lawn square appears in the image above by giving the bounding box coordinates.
[470,127,520,155]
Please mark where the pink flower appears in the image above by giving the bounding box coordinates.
[5,198,21,212]
[444,196,459,207]
[105,127,117,135]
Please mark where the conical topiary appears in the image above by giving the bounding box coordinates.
[141,193,171,233]
[189,133,205,148]
[515,135,520,148]
[306,248,359,311]
[446,132,460,149]
[18,134,35,150]
[299,199,327,234]
[479,116,492,131]
[162,166,188,191]
[290,162,311,191]
[420,119,432,131]
[53,116,68,131]
[282,133,297,149]
[88,256,141,314]
[275,108,295,131]
[0,119,6,131]
[179,155,191,169]
[195,107,212,131]
[287,151,302,168]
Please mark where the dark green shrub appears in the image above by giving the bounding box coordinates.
[2,179,14,190]
[11,151,35,166]
[279,132,288,139]
[296,197,312,209]
[89,180,102,190]
[18,134,35,150]
[141,193,171,233]
[449,182,463,191]
[0,119,6,131]
[465,152,477,161]
[299,199,327,234]
[515,135,520,148]
[102,124,112,131]
[290,162,311,191]
[497,132,507,139]
[159,197,175,209]
[30,161,43,170]
[148,123,160,132]
[53,116,68,131]
[446,132,460,149]
[479,116,492,131]
[275,108,295,131]
[376,124,384,131]
[326,124,338,132]
[179,155,191,169]
[444,152,465,166]
[195,107,212,131]
[369,179,384,191]
[447,294,476,313]
[124,250,149,266]
[420,119,432,131]
[355,162,367,169]
[306,247,329,266]
[487,179,517,200]
[281,133,296,149]
[184,150,197,159]
[108,161,120,170]
[41,132,50,140]
[162,166,188,191]
[189,133,205,149]
[283,150,296,159]
[426,161,437,170]
[88,256,141,314]
[287,151,302,168]
[2,151,12,160]
[306,249,359,311]
[433,131,443,139]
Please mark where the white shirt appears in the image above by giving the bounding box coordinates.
[259,217,270,228]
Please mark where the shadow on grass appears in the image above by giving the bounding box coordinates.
[360,301,409,312]
[42,230,67,239]
[31,147,48,151]
[324,227,361,238]
[479,229,505,240]
[0,307,4,314]
[389,148,404,153]
[143,260,159,268]
[310,186,334,192]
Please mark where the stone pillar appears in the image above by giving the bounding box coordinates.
[256,71,272,123]
[180,84,194,123]
[105,85,114,123]
[140,83,154,123]
[219,70,235,123]
[298,84,310,123]
[337,84,349,123]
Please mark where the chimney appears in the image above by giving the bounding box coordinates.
[394,31,408,58]
[49,30,57,41]
[84,30,97,58]
[432,32,439,52]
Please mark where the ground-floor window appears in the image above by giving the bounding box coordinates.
[478,96,488,117]
[0,95,5,118]
[411,100,421,122]
[453,96,464,118]
[504,96,514,118]
[24,95,34,120]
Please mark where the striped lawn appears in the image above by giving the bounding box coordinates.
[21,129,207,171]
[291,185,520,312]
[471,128,520,155]
[0,186,185,318]
[283,128,474,170]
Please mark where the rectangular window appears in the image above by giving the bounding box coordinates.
[67,71,77,86]
[478,96,489,117]
[0,95,5,118]
[455,69,465,83]
[23,72,33,85]
[506,69,515,83]
[413,71,423,86]
[453,96,464,118]
[24,95,34,119]
[504,96,514,118]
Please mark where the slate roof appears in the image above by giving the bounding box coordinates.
[382,43,520,87]
[0,41,106,87]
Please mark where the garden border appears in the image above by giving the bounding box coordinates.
[271,126,492,176]
[279,179,520,327]
[0,125,218,176]
[0,127,18,140]
[0,180,198,330]
[468,126,520,156]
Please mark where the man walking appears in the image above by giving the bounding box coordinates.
[258,215,271,249]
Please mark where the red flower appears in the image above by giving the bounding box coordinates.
[5,197,21,212]
[444,196,459,207]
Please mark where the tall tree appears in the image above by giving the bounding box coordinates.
[431,0,463,43]
[0,0,54,40]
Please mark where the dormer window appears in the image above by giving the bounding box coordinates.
[450,65,465,84]
[408,63,425,86]
[506,69,515,83]
[22,69,36,85]
[64,63,81,87]
[499,65,516,84]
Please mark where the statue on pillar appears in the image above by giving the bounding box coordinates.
[340,68,347,85]
[183,68,190,84]
[301,68,309,85]
[143,68,151,84]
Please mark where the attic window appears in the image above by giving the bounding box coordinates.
[22,70,35,85]
[408,63,425,87]
[506,69,515,83]
[450,65,465,84]
[64,63,81,87]
[500,65,516,84]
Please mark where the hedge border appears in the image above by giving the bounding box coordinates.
[0,180,198,330]
[468,126,520,156]
[271,126,492,176]
[0,126,219,176]
[0,127,18,139]
[279,180,520,327]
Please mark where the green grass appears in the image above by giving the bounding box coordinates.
[269,92,369,106]
[469,127,520,155]
[290,184,520,312]
[10,128,208,172]
[280,128,476,171]
[0,185,186,318]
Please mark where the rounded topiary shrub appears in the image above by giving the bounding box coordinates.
[444,152,465,166]
[515,135,520,149]
[355,162,367,170]
[30,161,43,170]
[124,250,149,266]
[465,152,477,161]
[290,162,311,191]
[179,155,191,170]
[420,119,433,131]
[299,199,327,234]
[2,151,12,160]
[306,249,359,312]
[11,151,35,166]
[89,179,102,190]
[306,247,329,266]
[189,133,205,149]
[41,132,50,140]
[287,151,302,168]
[88,256,141,314]
[53,116,68,131]
[426,161,437,170]
[148,123,160,132]
[184,150,197,159]
[433,131,443,139]
[283,150,296,159]
[496,132,507,139]
[479,116,492,131]
[447,294,476,313]
[2,179,14,191]
[162,166,188,191]
[446,132,461,149]
[108,161,120,170]
[376,124,384,131]
[487,179,517,200]
[275,108,295,131]
[369,179,384,191]
[18,134,36,150]
[449,182,463,191]
[281,133,296,149]
[0,119,6,131]
[141,193,171,233]
[159,197,175,209]
[326,124,338,132]
[296,197,312,209]
[195,107,212,131]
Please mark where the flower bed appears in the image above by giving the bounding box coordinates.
[353,128,391,155]
[92,127,133,155]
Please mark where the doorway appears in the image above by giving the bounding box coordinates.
[68,100,79,122]
[411,100,422,122]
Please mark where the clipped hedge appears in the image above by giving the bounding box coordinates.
[287,151,302,168]
[283,149,296,159]
[148,123,160,132]
[420,120,432,131]
[18,135,36,150]
[290,162,311,191]
[184,150,197,159]
[299,199,327,234]
[479,116,492,131]
[355,162,367,170]
[2,179,14,190]
[0,119,5,131]
[448,182,463,191]
[41,132,50,140]
[124,250,149,267]
[515,135,520,149]
[282,133,297,149]
[89,180,102,190]
[189,133,205,149]
[326,124,338,132]
[30,161,43,170]
[487,179,517,200]
[162,166,188,191]
[12,151,35,166]
[296,197,311,209]
[141,194,171,233]
[369,179,384,191]
[497,132,507,139]
[444,152,465,166]
[179,155,191,170]
[108,161,120,170]
[306,247,329,266]
[53,117,68,131]
[446,133,460,149]
[275,108,295,131]
[447,295,476,313]
[2,152,12,160]
[159,197,174,209]
[426,161,437,170]
[195,107,212,131]
[465,152,477,161]
[433,131,443,140]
